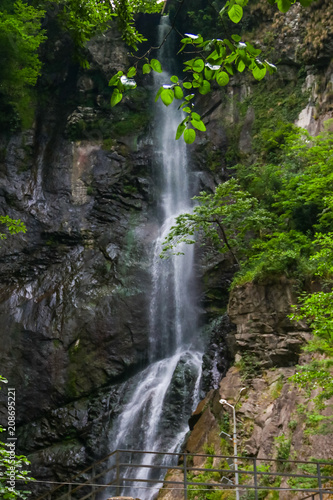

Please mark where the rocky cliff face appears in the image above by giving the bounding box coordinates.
[0,20,227,494]
[157,282,333,500]
[228,281,311,368]
[0,28,157,487]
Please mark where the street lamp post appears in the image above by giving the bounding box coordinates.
[219,398,240,500]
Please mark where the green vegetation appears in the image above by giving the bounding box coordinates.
[0,0,162,131]
[288,419,297,431]
[275,434,291,464]
[239,462,280,500]
[162,122,333,421]
[235,353,262,381]
[187,445,226,500]
[270,375,284,400]
[0,1,46,130]
[288,459,333,491]
[162,124,332,283]
[0,376,32,499]
[161,124,333,285]
[0,216,26,241]
[288,230,333,432]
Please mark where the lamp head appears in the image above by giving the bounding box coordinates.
[219,399,227,404]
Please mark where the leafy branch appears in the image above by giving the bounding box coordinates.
[108,0,317,143]
[160,178,275,266]
[0,216,26,241]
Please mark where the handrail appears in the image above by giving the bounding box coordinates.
[34,450,118,500]
[34,449,333,500]
[299,494,321,500]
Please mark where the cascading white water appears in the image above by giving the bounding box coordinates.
[105,16,203,500]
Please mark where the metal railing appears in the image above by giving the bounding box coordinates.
[34,449,333,500]
[300,494,324,500]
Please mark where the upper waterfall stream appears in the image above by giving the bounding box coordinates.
[104,17,203,500]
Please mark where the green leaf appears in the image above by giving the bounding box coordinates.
[180,37,193,45]
[238,50,251,66]
[176,123,186,140]
[204,67,214,80]
[170,75,179,83]
[246,42,261,57]
[142,63,151,74]
[193,35,204,44]
[228,4,243,23]
[207,50,219,62]
[178,44,188,54]
[216,71,229,86]
[184,58,196,69]
[231,34,242,42]
[174,86,184,99]
[117,81,125,92]
[191,112,201,121]
[127,66,136,78]
[237,59,246,72]
[277,0,292,12]
[109,71,123,86]
[224,63,234,75]
[199,80,211,95]
[193,59,205,73]
[155,87,163,102]
[151,58,162,73]
[224,39,235,52]
[252,65,267,81]
[111,89,122,107]
[191,119,206,132]
[193,72,203,82]
[184,128,196,144]
[183,106,191,113]
[265,60,277,74]
[183,82,192,89]
[228,51,238,63]
[160,88,174,106]
[299,0,312,5]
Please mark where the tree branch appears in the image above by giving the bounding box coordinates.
[214,217,240,267]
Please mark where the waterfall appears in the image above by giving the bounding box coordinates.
[104,16,203,500]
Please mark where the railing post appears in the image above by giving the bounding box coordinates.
[116,450,120,497]
[253,457,259,500]
[92,464,96,500]
[67,484,72,500]
[183,454,188,500]
[317,462,323,500]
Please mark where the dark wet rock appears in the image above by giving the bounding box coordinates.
[201,314,235,394]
